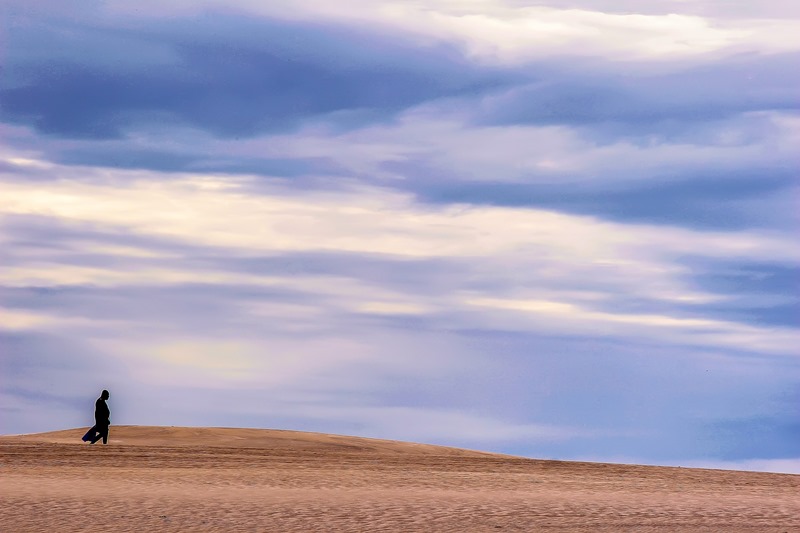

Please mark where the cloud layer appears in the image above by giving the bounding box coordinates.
[1,0,798,473]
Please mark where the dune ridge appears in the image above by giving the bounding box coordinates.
[1,425,501,456]
[2,426,798,532]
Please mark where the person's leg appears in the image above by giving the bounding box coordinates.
[91,425,108,444]
[82,426,97,442]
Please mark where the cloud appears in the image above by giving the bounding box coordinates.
[1,13,509,139]
[476,53,800,130]
[2,159,797,360]
[3,109,798,236]
[686,260,800,327]
[222,107,799,192]
[7,103,795,236]
[5,2,797,143]
[99,0,800,62]
[464,296,800,355]
[3,160,798,261]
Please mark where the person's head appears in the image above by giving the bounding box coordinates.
[101,389,109,400]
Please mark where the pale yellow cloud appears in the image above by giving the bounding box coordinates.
[101,333,384,390]
[355,301,433,315]
[3,163,796,264]
[0,309,56,330]
[2,158,797,303]
[0,307,125,332]
[151,340,256,379]
[3,157,798,356]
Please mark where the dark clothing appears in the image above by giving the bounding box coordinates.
[95,398,110,426]
[87,396,111,444]
[90,424,109,444]
[82,426,96,442]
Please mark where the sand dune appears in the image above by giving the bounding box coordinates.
[2,425,499,456]
[1,426,798,532]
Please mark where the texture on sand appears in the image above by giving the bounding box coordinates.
[1,426,798,532]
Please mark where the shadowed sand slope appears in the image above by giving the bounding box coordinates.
[1,426,798,532]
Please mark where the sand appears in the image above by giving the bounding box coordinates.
[1,426,797,532]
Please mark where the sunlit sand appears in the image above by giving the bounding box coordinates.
[1,426,797,532]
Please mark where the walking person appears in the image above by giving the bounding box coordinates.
[81,390,111,444]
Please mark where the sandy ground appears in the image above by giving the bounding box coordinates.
[1,426,797,532]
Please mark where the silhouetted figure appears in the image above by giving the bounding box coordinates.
[81,390,110,444]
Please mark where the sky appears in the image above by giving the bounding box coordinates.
[1,0,798,474]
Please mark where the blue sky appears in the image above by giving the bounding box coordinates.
[1,0,798,473]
